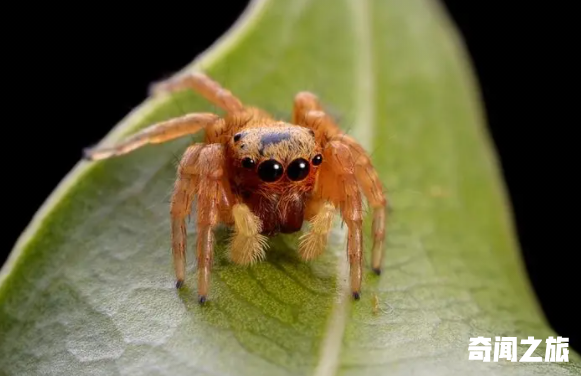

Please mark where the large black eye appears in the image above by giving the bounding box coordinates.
[287,158,310,181]
[312,154,323,166]
[241,157,255,169]
[257,159,284,182]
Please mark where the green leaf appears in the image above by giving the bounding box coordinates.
[1,0,579,374]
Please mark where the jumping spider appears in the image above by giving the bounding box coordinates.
[84,72,387,303]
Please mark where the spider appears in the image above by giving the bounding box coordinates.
[83,72,387,303]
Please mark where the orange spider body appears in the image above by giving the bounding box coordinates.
[84,72,387,303]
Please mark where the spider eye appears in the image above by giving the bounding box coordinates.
[287,158,310,181]
[257,159,284,182]
[312,154,323,166]
[241,157,255,169]
[233,133,243,142]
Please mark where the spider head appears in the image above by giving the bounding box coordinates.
[229,123,323,191]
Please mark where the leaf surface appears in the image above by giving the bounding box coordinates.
[1,0,579,375]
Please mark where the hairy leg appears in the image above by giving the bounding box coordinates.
[195,144,233,302]
[292,91,342,142]
[84,113,220,160]
[332,134,387,274]
[150,71,245,114]
[170,144,204,288]
[292,91,323,124]
[314,140,364,299]
[354,154,387,274]
[228,203,269,265]
[298,199,336,260]
[170,143,231,303]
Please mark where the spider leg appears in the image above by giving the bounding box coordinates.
[314,140,364,299]
[83,113,220,160]
[150,71,245,114]
[171,143,232,303]
[292,91,324,124]
[292,91,342,141]
[170,144,204,288]
[331,134,387,275]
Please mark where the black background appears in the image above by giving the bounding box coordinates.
[2,0,578,353]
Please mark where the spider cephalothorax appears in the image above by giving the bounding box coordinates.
[84,72,387,303]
